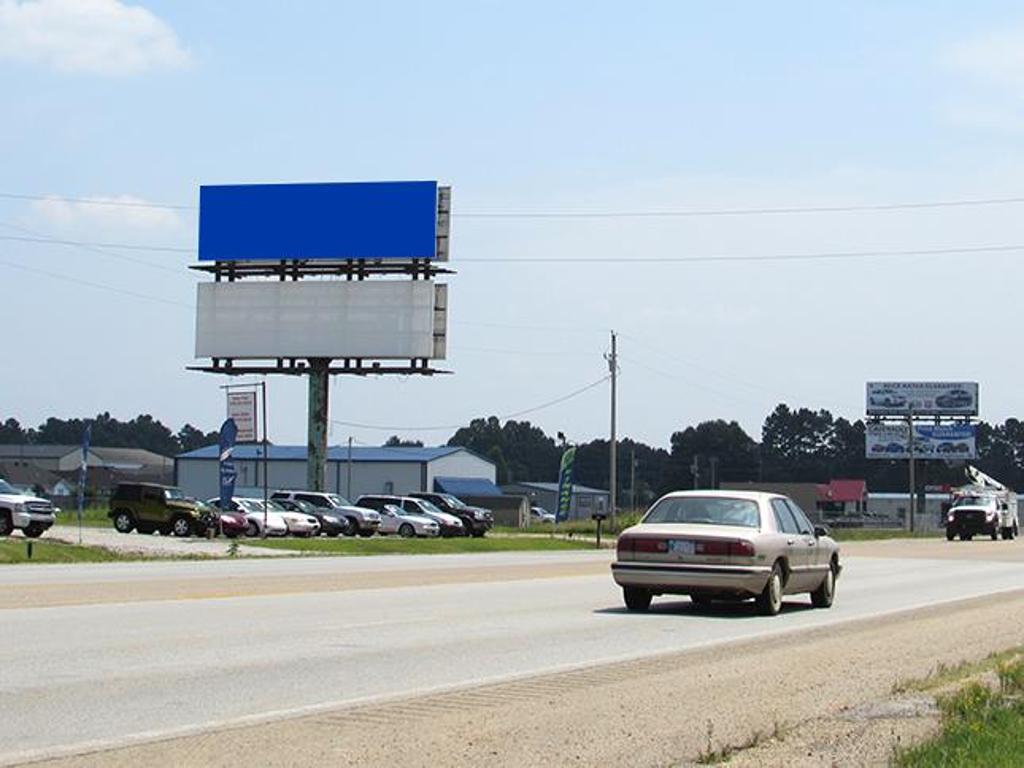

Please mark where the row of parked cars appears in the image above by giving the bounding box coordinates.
[107,483,493,539]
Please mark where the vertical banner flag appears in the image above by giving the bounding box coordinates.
[219,418,238,511]
[555,446,577,523]
[77,423,91,543]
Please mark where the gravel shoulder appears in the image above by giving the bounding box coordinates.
[43,525,294,559]
[28,589,1024,768]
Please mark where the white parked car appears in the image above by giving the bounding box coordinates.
[531,506,556,524]
[271,490,381,537]
[208,497,288,537]
[265,499,320,537]
[377,504,440,537]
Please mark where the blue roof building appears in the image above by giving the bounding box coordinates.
[174,444,496,501]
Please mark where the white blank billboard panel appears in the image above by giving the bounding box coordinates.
[195,281,445,359]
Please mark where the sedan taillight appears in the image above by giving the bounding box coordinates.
[695,539,755,557]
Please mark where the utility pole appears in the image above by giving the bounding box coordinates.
[709,456,719,490]
[691,454,700,489]
[605,331,618,528]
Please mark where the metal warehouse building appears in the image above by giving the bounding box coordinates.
[174,445,497,501]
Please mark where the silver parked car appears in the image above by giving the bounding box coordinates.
[611,490,841,615]
[377,504,440,537]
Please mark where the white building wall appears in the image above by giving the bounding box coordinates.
[330,461,423,499]
[425,450,496,491]
[177,452,494,502]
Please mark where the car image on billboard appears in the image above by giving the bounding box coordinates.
[866,382,977,416]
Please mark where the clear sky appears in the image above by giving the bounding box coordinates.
[3,0,1024,449]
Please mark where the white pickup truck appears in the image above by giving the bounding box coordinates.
[946,466,1019,542]
[0,478,58,538]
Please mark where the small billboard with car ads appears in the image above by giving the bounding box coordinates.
[865,382,978,417]
[866,423,977,459]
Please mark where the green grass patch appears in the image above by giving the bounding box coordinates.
[0,538,136,564]
[829,528,943,542]
[893,646,1024,695]
[247,535,595,556]
[494,512,644,537]
[51,506,111,528]
[897,656,1024,767]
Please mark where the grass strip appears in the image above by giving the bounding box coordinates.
[0,538,139,564]
[893,645,1024,694]
[247,535,595,556]
[829,528,944,542]
[897,656,1024,767]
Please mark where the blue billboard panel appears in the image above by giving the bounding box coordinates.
[199,181,438,261]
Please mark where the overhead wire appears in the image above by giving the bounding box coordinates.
[3,232,1024,265]
[329,374,611,432]
[7,190,1024,217]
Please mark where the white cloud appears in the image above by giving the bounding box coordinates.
[948,26,1024,89]
[942,26,1024,133]
[0,0,190,75]
[30,194,183,233]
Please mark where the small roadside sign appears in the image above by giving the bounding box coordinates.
[226,391,258,443]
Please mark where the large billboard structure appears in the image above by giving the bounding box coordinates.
[865,423,977,460]
[199,181,442,262]
[195,282,447,360]
[865,379,980,532]
[190,180,453,490]
[866,382,978,417]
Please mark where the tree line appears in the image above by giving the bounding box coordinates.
[446,406,1024,500]
[4,405,1022,497]
[0,413,219,457]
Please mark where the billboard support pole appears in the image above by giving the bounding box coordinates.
[307,359,330,492]
[908,408,915,533]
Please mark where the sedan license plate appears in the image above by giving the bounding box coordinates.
[668,539,695,555]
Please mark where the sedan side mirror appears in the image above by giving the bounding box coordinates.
[813,525,830,538]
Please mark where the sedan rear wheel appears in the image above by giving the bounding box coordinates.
[246,521,259,537]
[623,587,652,612]
[398,523,414,538]
[810,561,836,608]
[756,563,784,616]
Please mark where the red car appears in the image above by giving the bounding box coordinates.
[199,500,248,537]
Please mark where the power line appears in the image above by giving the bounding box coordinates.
[0,223,185,274]
[457,244,1024,263]
[0,259,193,308]
[330,374,611,432]
[0,234,193,253]
[456,196,1024,218]
[0,191,195,211]
[7,190,1024,217]
[5,231,1024,264]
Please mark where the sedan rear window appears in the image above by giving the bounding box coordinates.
[643,497,760,528]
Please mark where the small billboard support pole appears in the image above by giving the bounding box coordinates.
[908,407,915,533]
[346,436,353,498]
[307,358,330,492]
[261,380,269,519]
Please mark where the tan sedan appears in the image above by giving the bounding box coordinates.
[611,490,841,615]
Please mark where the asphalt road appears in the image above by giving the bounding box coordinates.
[3,544,1023,765]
